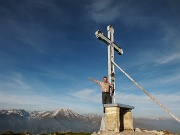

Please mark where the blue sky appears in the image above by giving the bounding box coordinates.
[0,0,180,118]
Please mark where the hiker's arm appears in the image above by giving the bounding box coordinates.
[110,84,114,94]
[89,77,100,84]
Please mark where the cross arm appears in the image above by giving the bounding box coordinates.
[95,30,123,55]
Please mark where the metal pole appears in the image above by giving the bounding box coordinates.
[107,26,111,85]
[112,60,180,124]
[107,25,115,103]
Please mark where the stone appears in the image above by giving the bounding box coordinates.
[104,107,120,132]
[123,110,134,131]
[97,131,101,135]
[135,128,142,133]
[101,103,134,132]
[100,116,105,131]
[143,129,164,135]
[91,132,98,135]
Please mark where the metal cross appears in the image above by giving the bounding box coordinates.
[95,26,180,124]
[95,25,123,103]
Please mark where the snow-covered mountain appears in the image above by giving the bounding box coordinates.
[0,109,29,117]
[0,108,100,120]
[0,108,101,134]
[0,108,180,134]
[51,108,82,119]
[29,108,86,120]
[29,110,51,118]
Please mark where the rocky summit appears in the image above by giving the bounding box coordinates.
[92,128,179,135]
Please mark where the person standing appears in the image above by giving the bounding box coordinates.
[89,76,114,112]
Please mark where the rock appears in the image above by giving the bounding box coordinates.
[100,116,105,131]
[91,128,176,135]
[151,130,164,135]
[93,130,117,135]
[143,129,164,135]
[91,132,98,135]
[135,128,142,133]
[97,131,101,135]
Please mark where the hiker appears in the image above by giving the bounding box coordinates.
[89,76,114,112]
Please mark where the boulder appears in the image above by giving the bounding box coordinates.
[135,128,142,133]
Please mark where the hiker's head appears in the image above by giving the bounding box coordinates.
[103,76,107,83]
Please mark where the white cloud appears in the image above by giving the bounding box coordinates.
[70,89,101,103]
[86,0,120,23]
[158,73,180,84]
[116,92,180,106]
[115,92,180,117]
[0,85,179,117]
[86,0,160,26]
[154,53,180,65]
[0,73,31,92]
[70,88,180,117]
[0,89,76,111]
[161,24,180,47]
[152,23,180,65]
[37,67,76,81]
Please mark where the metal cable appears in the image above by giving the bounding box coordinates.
[112,60,180,124]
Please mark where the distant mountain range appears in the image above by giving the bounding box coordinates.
[0,108,101,134]
[134,117,180,134]
[0,109,180,134]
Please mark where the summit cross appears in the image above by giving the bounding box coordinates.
[95,25,123,103]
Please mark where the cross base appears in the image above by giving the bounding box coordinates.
[100,103,134,132]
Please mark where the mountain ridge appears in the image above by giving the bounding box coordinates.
[0,108,180,134]
[0,108,101,134]
[0,108,177,120]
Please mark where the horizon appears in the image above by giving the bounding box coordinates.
[0,107,179,120]
[0,107,178,119]
[0,0,180,118]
